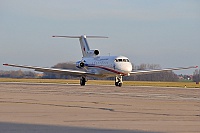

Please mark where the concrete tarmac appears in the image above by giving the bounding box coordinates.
[0,82,199,133]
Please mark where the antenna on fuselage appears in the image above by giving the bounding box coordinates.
[52,35,108,57]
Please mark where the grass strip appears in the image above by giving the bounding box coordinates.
[0,78,199,88]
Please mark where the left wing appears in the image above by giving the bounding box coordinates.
[3,64,95,76]
[130,66,198,75]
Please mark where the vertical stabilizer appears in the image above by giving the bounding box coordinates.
[79,35,90,57]
[52,35,108,57]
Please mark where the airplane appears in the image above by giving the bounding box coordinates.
[3,35,198,87]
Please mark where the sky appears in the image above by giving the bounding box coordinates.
[0,0,200,74]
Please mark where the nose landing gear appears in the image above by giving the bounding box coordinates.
[115,76,123,87]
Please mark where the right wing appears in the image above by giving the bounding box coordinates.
[3,63,95,76]
[130,66,198,75]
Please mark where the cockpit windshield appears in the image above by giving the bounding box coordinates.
[115,58,130,62]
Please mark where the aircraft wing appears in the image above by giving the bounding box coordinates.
[130,66,198,75]
[3,64,94,76]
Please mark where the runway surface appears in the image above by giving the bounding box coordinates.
[0,82,199,133]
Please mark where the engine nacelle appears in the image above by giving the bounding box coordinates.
[86,49,100,56]
[76,61,85,68]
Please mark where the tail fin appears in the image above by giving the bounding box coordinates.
[79,35,90,57]
[52,35,108,57]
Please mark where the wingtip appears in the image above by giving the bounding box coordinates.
[195,66,198,68]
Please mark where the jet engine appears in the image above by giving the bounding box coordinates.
[86,49,100,56]
[76,61,85,68]
[94,49,99,55]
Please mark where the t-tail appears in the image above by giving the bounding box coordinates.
[52,35,108,57]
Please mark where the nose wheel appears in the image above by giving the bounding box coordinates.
[115,76,123,87]
[80,76,87,86]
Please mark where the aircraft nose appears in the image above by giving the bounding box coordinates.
[115,63,132,73]
[123,64,132,72]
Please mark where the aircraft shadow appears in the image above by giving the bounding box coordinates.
[0,122,162,133]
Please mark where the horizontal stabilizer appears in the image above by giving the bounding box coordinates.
[52,35,108,57]
[52,35,108,38]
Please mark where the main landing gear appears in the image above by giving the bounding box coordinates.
[80,76,87,86]
[80,76,123,87]
[115,76,123,87]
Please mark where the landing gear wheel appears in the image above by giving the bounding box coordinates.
[115,76,123,87]
[115,82,119,86]
[118,83,122,87]
[80,77,86,86]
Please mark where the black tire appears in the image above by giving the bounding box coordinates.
[118,83,122,87]
[80,77,86,86]
[115,82,119,86]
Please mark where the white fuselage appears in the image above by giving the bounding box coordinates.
[78,55,132,77]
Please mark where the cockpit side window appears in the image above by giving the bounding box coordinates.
[115,58,130,62]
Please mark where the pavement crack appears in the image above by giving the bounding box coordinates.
[0,100,114,112]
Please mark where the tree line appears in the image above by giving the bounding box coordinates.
[125,63,178,81]
[193,69,200,83]
[0,62,186,82]
[0,70,39,78]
